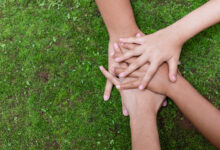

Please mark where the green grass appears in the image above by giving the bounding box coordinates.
[0,0,219,149]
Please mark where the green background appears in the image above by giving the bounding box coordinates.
[0,0,219,149]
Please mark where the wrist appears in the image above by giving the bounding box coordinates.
[109,28,141,43]
[129,103,158,121]
[166,74,184,99]
[130,108,157,124]
[162,25,186,47]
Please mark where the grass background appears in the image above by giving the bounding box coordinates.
[0,0,219,149]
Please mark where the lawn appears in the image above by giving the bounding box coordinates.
[0,0,219,149]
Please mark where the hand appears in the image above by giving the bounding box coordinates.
[104,39,148,116]
[103,41,130,116]
[104,32,145,100]
[99,63,178,96]
[115,28,182,90]
[120,89,165,117]
[104,33,145,116]
[111,40,168,106]
[103,41,117,101]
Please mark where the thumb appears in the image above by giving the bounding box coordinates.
[168,58,178,82]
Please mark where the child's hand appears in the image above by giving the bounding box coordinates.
[116,28,182,90]
[99,63,178,96]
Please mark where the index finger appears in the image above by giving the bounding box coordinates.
[119,54,147,78]
[99,66,120,86]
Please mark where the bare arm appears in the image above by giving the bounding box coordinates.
[115,0,220,89]
[95,0,140,101]
[99,62,220,149]
[96,1,162,149]
[95,0,140,40]
[169,0,220,44]
[129,91,162,150]
[167,75,220,149]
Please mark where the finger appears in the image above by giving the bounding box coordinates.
[112,43,125,59]
[111,43,123,58]
[122,102,129,116]
[120,37,144,44]
[113,43,121,53]
[119,54,147,78]
[125,57,138,64]
[120,42,136,50]
[99,66,120,86]
[114,67,126,74]
[117,80,140,90]
[115,67,145,78]
[110,49,115,57]
[104,80,113,101]
[115,49,143,62]
[139,63,150,71]
[119,32,144,48]
[162,100,167,107]
[120,63,128,68]
[136,33,142,38]
[139,62,159,90]
[168,58,178,82]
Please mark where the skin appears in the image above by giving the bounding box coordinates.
[96,0,220,149]
[100,63,220,149]
[119,87,164,150]
[95,0,166,149]
[95,0,166,111]
[116,0,220,90]
[95,0,140,102]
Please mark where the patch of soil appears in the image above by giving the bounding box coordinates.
[177,112,195,130]
[179,116,194,129]
[109,123,119,136]
[37,70,50,83]
[45,140,60,150]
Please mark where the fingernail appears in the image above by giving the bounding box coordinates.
[136,33,141,37]
[111,51,114,56]
[115,58,121,62]
[171,75,176,81]
[139,85,144,90]
[104,95,109,101]
[123,109,129,116]
[120,38,124,41]
[162,101,167,107]
[113,43,119,49]
[116,85,120,89]
[99,66,103,70]
[119,73,125,77]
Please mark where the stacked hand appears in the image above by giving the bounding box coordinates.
[101,36,166,116]
[100,40,177,96]
[100,30,183,108]
[114,28,182,90]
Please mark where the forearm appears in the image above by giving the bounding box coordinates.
[95,0,140,41]
[130,109,160,150]
[167,0,220,45]
[167,76,220,148]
